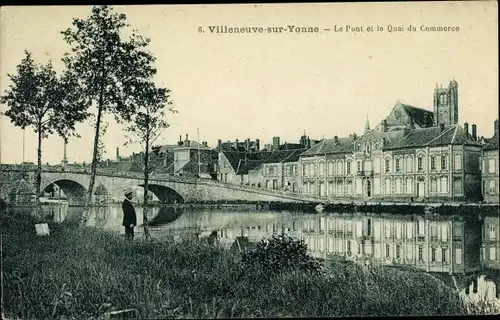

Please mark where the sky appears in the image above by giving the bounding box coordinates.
[0,2,498,165]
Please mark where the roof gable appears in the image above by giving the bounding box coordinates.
[300,137,355,156]
[384,124,481,150]
[484,133,499,151]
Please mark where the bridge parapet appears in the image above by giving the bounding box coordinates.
[1,164,322,204]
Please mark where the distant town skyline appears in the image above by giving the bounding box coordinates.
[1,2,498,164]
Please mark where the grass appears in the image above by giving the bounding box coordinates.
[1,211,470,319]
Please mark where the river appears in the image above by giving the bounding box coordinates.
[36,202,499,279]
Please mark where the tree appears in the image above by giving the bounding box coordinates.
[124,81,176,240]
[0,51,89,208]
[61,5,158,223]
[54,71,90,164]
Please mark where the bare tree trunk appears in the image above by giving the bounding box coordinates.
[80,99,103,225]
[143,138,151,241]
[81,52,106,226]
[35,123,42,213]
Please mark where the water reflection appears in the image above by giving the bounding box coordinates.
[40,204,499,276]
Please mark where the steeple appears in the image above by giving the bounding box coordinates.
[364,115,370,133]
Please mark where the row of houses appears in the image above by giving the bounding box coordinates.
[216,80,499,203]
[102,79,498,203]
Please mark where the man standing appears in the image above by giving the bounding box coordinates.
[122,188,137,241]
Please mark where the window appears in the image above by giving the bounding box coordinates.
[373,221,381,239]
[346,180,353,194]
[489,159,497,173]
[385,179,392,194]
[386,244,391,258]
[406,222,413,239]
[395,223,402,239]
[431,156,436,170]
[490,246,497,261]
[347,161,352,174]
[385,224,391,238]
[430,223,438,240]
[406,178,413,194]
[453,225,463,239]
[455,248,462,264]
[302,164,307,176]
[406,244,413,260]
[385,158,391,173]
[441,223,448,241]
[364,160,372,172]
[395,158,401,172]
[481,159,486,172]
[441,155,447,170]
[431,248,436,262]
[442,248,448,263]
[417,156,424,172]
[418,246,423,261]
[440,177,448,194]
[431,178,438,193]
[396,245,401,259]
[328,162,334,176]
[395,178,402,194]
[454,154,462,171]
[319,162,325,177]
[418,219,425,237]
[489,225,497,240]
[357,161,362,173]
[406,157,413,173]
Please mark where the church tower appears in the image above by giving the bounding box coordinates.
[433,79,459,126]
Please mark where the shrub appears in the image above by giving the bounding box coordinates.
[240,233,322,277]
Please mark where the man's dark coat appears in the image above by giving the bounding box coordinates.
[122,198,137,227]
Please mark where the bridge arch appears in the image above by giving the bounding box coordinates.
[41,179,111,206]
[139,184,185,204]
[42,179,88,206]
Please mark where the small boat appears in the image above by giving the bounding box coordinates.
[315,204,325,213]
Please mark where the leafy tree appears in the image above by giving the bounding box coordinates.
[0,51,89,208]
[124,81,176,240]
[61,5,158,223]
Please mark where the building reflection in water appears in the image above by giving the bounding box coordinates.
[482,215,500,270]
[45,204,499,275]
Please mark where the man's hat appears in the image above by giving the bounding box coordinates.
[124,187,134,196]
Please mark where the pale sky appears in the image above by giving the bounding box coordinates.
[0,2,498,164]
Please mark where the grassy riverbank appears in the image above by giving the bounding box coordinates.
[2,213,467,319]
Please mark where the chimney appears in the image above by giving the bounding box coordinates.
[202,141,208,147]
[116,147,120,161]
[424,113,431,127]
[272,136,280,151]
[185,134,189,142]
[217,139,222,153]
[255,139,260,151]
[464,122,469,137]
[246,138,251,152]
[334,135,338,143]
[439,123,445,132]
[380,119,387,132]
[472,124,477,140]
[494,119,499,136]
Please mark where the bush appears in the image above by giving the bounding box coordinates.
[240,233,322,277]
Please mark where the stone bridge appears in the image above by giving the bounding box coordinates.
[0,164,326,206]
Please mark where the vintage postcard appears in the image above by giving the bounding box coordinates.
[1,2,499,319]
